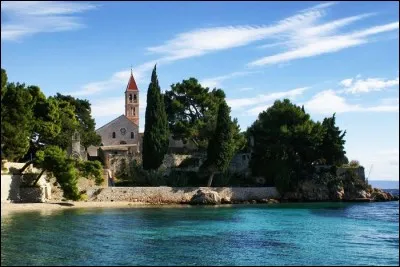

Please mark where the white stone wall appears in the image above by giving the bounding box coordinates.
[89,186,280,203]
[96,115,139,146]
[1,174,21,202]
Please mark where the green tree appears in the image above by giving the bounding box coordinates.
[202,101,236,186]
[142,65,169,170]
[248,99,325,192]
[26,87,62,155]
[54,93,101,148]
[320,113,347,165]
[1,82,34,161]
[34,146,80,200]
[1,68,7,101]
[164,78,225,150]
[50,98,80,150]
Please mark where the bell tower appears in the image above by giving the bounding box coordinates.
[125,68,139,125]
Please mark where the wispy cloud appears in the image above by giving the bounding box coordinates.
[248,16,398,67]
[339,75,399,94]
[146,3,327,60]
[1,1,97,41]
[69,60,157,96]
[304,89,399,115]
[200,71,257,88]
[227,87,308,112]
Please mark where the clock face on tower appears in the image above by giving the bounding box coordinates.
[120,128,127,135]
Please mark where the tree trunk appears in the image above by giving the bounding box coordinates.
[18,160,33,174]
[32,169,45,186]
[207,172,215,187]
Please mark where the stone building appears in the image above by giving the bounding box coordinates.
[93,70,142,158]
[67,130,87,160]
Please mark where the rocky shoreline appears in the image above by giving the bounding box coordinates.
[186,188,399,205]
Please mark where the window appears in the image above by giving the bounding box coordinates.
[131,132,134,139]
[129,94,133,103]
[131,107,133,116]
[120,141,127,144]
[133,94,137,102]
[112,132,116,138]
[133,107,136,116]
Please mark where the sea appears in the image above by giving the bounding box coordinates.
[1,201,399,266]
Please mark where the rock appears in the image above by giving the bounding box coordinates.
[221,197,231,204]
[330,186,345,201]
[257,198,269,203]
[250,200,257,204]
[267,199,279,204]
[190,189,221,205]
[371,191,389,201]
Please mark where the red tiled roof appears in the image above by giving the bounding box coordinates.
[126,74,138,91]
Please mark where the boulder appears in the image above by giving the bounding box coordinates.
[190,189,221,205]
[267,199,279,204]
[371,190,389,201]
[221,197,232,204]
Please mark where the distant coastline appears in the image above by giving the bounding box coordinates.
[369,180,399,190]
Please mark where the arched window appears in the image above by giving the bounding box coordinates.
[133,94,137,102]
[112,132,116,138]
[129,94,133,103]
[131,132,134,139]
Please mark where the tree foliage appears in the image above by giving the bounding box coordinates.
[320,113,347,165]
[77,160,103,185]
[165,77,246,151]
[1,68,7,101]
[54,93,101,148]
[164,78,225,150]
[249,99,326,191]
[142,65,169,170]
[202,101,237,186]
[34,146,80,200]
[1,82,34,161]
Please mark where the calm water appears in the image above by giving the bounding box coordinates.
[1,202,399,266]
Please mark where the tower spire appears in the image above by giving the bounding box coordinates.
[130,65,133,76]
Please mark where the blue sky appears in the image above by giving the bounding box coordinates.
[1,1,399,181]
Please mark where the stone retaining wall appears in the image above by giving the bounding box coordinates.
[19,187,46,203]
[88,186,279,203]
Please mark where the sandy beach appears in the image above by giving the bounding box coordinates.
[0,201,153,217]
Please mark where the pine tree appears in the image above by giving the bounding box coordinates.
[142,65,169,170]
[1,82,34,161]
[203,101,236,186]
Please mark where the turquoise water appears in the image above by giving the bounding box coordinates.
[1,202,399,266]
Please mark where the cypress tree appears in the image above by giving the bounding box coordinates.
[142,65,169,170]
[204,101,236,186]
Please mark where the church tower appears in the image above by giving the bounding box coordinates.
[125,69,139,125]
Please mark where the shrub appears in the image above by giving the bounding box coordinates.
[349,160,360,167]
[78,160,103,185]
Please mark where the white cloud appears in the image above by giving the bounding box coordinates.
[340,76,399,94]
[247,16,398,67]
[1,1,97,41]
[69,60,158,96]
[200,71,257,88]
[246,104,273,116]
[146,4,326,60]
[340,78,353,87]
[304,89,399,115]
[227,87,308,110]
[380,97,399,105]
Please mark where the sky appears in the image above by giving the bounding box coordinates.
[1,1,399,181]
